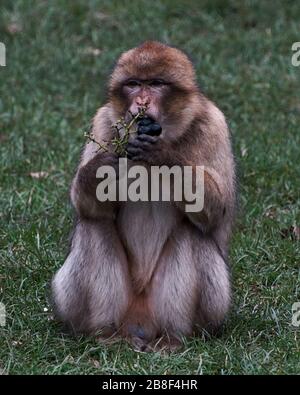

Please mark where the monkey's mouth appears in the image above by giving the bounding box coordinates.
[124,110,143,124]
[126,107,158,122]
[124,110,162,136]
[143,111,159,123]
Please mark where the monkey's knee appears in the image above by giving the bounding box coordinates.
[195,251,231,333]
[52,264,128,335]
[51,263,91,333]
[51,220,132,334]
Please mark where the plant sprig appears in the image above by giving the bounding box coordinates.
[84,106,147,156]
[83,131,109,152]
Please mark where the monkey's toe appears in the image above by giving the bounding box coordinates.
[95,325,120,344]
[136,134,158,144]
[125,325,152,352]
[145,336,183,353]
[129,336,148,352]
[127,324,147,339]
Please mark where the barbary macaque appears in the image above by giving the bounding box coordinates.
[51,41,236,351]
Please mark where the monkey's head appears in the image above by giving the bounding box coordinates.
[108,41,200,138]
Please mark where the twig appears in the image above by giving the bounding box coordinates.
[84,106,147,156]
[84,132,109,152]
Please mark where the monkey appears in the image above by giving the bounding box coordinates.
[51,41,236,351]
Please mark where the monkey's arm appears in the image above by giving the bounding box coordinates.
[126,131,234,233]
[176,166,231,233]
[70,106,119,220]
[175,105,236,234]
[71,151,119,219]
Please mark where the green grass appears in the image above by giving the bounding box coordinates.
[0,0,299,375]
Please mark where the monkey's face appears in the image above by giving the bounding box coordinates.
[109,41,199,138]
[122,78,170,122]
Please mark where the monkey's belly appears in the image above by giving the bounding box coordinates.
[117,201,179,286]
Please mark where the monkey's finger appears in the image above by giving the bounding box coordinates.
[137,125,152,134]
[97,152,120,166]
[137,117,154,126]
[126,147,144,156]
[110,155,121,165]
[136,134,158,144]
[127,140,152,150]
[126,139,142,148]
[127,154,143,162]
[149,123,162,134]
[126,148,144,161]
[138,127,161,136]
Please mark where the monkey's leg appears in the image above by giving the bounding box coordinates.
[149,222,231,348]
[51,218,132,335]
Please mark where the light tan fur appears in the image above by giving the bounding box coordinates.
[52,41,236,350]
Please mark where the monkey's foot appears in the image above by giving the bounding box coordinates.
[144,336,183,353]
[121,295,159,351]
[122,321,158,352]
[126,336,183,353]
[95,325,121,345]
[126,332,183,353]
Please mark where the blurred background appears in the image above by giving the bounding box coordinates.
[0,0,299,374]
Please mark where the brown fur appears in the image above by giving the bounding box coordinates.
[51,41,236,351]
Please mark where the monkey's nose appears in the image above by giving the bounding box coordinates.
[136,96,150,106]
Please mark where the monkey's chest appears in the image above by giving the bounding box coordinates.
[117,201,177,271]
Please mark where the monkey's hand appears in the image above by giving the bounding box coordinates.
[126,134,165,165]
[126,118,166,165]
[136,116,162,136]
[77,151,119,192]
[94,151,120,179]
[72,151,120,219]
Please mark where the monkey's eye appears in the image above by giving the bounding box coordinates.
[125,80,141,88]
[149,79,166,87]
